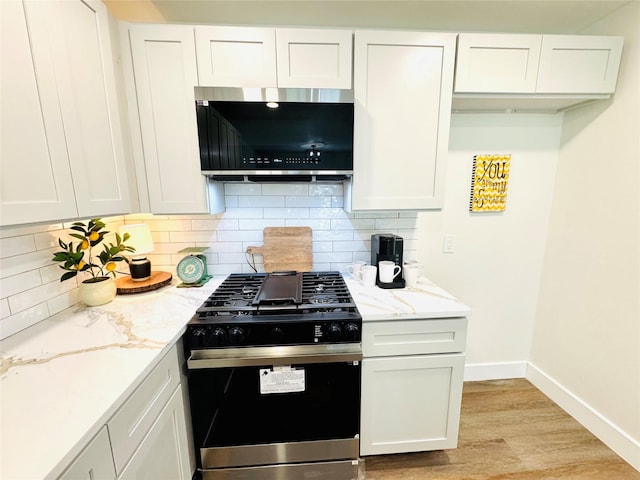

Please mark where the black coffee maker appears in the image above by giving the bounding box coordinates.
[371,233,405,289]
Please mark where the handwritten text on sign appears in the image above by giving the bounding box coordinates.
[470,154,511,212]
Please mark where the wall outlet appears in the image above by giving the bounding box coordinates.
[443,234,456,253]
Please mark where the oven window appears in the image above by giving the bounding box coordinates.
[190,361,360,448]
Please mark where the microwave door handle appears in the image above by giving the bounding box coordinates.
[187,344,362,370]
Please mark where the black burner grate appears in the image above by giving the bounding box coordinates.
[195,271,357,318]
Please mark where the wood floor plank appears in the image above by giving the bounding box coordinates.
[362,379,640,479]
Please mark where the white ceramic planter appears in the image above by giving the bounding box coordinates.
[78,277,117,306]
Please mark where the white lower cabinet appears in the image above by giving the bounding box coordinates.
[117,387,192,480]
[57,344,193,480]
[58,427,116,480]
[360,318,467,456]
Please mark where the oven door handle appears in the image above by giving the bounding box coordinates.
[187,344,363,369]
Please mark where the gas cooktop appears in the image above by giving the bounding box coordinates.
[186,271,361,348]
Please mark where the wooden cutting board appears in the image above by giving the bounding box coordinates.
[248,227,313,272]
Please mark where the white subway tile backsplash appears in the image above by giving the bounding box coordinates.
[238,195,285,208]
[224,184,263,195]
[169,231,217,243]
[309,185,342,197]
[262,184,309,196]
[0,222,63,239]
[375,218,418,230]
[238,219,285,230]
[309,208,346,219]
[285,196,333,208]
[221,208,264,219]
[1,303,50,339]
[0,270,42,299]
[0,235,37,258]
[314,230,353,241]
[0,250,54,279]
[8,278,76,314]
[47,289,79,316]
[1,299,10,319]
[264,208,309,219]
[217,230,264,242]
[0,189,419,337]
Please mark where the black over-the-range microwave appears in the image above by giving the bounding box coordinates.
[195,87,354,182]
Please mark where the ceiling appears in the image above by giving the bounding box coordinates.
[103,0,632,34]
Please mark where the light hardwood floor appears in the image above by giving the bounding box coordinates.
[362,379,639,479]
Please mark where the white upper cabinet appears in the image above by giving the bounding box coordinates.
[195,26,277,87]
[455,33,542,93]
[352,30,456,211]
[128,25,210,214]
[1,0,131,226]
[195,26,353,89]
[454,33,623,98]
[536,35,623,94]
[276,28,353,89]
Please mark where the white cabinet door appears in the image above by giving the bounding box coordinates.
[536,35,623,94]
[58,427,116,480]
[352,30,455,211]
[1,0,131,226]
[117,387,192,480]
[454,33,542,93]
[276,28,353,89]
[46,0,131,217]
[196,26,277,87]
[128,25,209,214]
[360,353,465,456]
[1,0,78,225]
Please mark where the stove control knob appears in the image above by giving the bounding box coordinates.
[228,326,246,346]
[190,327,208,348]
[327,323,343,342]
[344,323,360,341]
[210,327,227,347]
[270,327,285,342]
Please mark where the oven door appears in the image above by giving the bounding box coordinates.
[187,344,362,480]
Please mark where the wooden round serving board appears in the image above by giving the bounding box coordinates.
[116,271,173,294]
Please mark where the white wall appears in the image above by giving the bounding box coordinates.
[415,113,562,379]
[529,1,640,470]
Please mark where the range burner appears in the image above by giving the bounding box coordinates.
[187,271,361,348]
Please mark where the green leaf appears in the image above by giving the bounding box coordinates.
[70,225,86,234]
[69,233,85,241]
[61,271,77,282]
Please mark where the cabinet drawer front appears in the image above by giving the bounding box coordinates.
[58,426,115,480]
[363,318,467,357]
[108,345,181,474]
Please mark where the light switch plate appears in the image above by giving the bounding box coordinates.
[443,234,456,253]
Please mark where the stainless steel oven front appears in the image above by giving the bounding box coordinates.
[186,344,362,480]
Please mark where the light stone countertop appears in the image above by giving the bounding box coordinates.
[0,273,469,480]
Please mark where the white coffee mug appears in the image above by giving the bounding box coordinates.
[361,265,377,287]
[404,263,424,287]
[378,260,401,283]
[346,261,366,280]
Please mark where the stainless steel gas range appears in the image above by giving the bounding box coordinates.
[183,271,362,480]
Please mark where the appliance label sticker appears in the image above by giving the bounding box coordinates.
[259,367,305,394]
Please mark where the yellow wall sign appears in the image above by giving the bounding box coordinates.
[470,154,511,212]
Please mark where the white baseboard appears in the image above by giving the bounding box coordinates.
[464,361,527,381]
[527,362,640,472]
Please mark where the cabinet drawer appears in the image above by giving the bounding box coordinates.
[107,345,182,474]
[57,426,115,480]
[363,318,467,357]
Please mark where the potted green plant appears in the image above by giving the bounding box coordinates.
[52,218,135,306]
